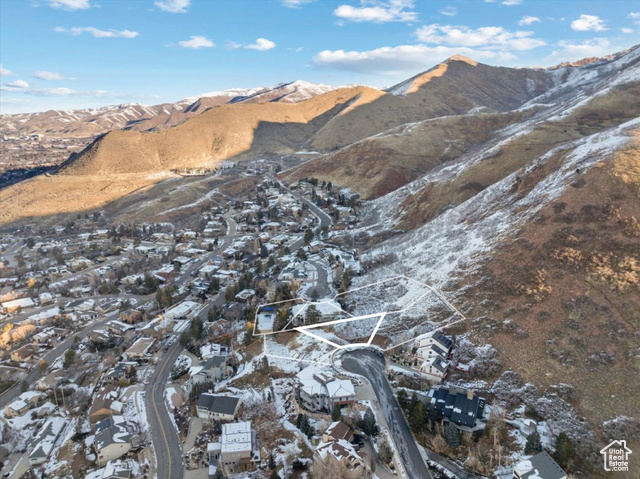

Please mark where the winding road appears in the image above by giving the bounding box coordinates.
[341,349,432,479]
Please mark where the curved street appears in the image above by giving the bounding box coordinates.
[341,349,433,479]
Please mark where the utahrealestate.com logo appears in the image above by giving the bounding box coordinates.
[600,440,632,472]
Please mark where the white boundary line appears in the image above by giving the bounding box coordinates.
[254,274,467,366]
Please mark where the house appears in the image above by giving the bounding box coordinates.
[11,344,37,363]
[200,343,228,360]
[105,320,134,337]
[415,331,454,353]
[2,297,36,313]
[119,310,143,324]
[322,421,354,443]
[426,386,486,431]
[163,300,200,320]
[124,337,155,360]
[95,423,132,466]
[85,460,131,479]
[89,386,124,424]
[292,300,343,324]
[414,331,454,382]
[296,367,356,413]
[218,421,260,475]
[139,317,173,339]
[196,394,240,421]
[234,289,255,303]
[513,451,567,479]
[28,416,67,466]
[5,399,31,418]
[192,356,230,387]
[315,422,366,476]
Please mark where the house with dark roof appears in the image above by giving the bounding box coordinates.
[322,421,354,443]
[28,416,67,466]
[513,451,567,479]
[315,422,366,475]
[414,331,454,382]
[196,394,240,421]
[95,423,132,466]
[427,385,486,431]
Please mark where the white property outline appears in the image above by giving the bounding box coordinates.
[255,274,467,365]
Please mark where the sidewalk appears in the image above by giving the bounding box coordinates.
[183,417,205,453]
[355,379,407,479]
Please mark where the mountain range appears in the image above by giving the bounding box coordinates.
[0,80,338,138]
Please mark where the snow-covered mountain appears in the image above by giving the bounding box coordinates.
[0,80,339,138]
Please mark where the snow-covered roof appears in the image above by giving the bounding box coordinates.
[326,379,355,399]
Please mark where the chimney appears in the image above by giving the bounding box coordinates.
[467,389,474,400]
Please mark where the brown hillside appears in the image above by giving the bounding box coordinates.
[282,111,530,199]
[310,57,553,151]
[398,82,640,229]
[59,86,382,176]
[462,134,640,470]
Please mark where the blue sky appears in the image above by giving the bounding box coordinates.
[1,0,638,113]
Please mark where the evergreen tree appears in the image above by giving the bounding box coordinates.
[304,229,314,245]
[525,431,543,455]
[445,423,460,448]
[553,432,574,469]
[363,409,376,436]
[305,304,321,325]
[409,400,425,434]
[396,389,409,411]
[63,348,75,369]
[268,452,276,470]
[332,403,341,421]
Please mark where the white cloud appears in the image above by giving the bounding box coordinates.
[245,38,276,51]
[154,0,191,13]
[621,27,633,34]
[177,36,215,49]
[55,26,139,38]
[33,70,65,80]
[0,64,15,76]
[4,79,30,90]
[518,16,540,26]
[313,44,517,74]
[48,0,90,10]
[415,24,545,51]
[334,0,418,23]
[281,0,316,8]
[571,14,607,32]
[439,6,457,17]
[28,87,77,96]
[225,40,243,50]
[544,38,613,64]
[484,0,522,5]
[630,12,640,25]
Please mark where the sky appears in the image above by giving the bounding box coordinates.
[0,0,638,113]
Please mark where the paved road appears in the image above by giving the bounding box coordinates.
[272,177,333,231]
[0,311,119,408]
[307,259,332,298]
[341,350,432,479]
[145,341,185,479]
